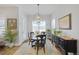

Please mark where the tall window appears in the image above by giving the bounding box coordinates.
[32,20,46,32]
[0,17,6,37]
[51,19,55,29]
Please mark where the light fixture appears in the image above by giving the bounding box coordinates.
[36,4,41,19]
[36,4,41,32]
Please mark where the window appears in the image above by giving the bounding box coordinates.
[32,20,46,32]
[51,19,55,29]
[0,17,6,37]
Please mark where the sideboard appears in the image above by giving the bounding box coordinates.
[52,34,77,55]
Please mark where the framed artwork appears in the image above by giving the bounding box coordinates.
[59,14,72,30]
[7,18,17,33]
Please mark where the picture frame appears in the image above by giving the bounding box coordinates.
[58,14,72,30]
[7,18,17,32]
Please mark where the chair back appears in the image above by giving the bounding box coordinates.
[36,34,46,47]
[41,32,46,35]
[41,35,46,45]
[30,32,34,38]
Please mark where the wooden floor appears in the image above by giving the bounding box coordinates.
[14,39,62,55]
[0,39,62,55]
[0,46,19,55]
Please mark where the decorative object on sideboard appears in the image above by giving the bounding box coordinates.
[52,29,63,36]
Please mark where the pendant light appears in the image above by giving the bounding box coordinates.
[36,4,40,19]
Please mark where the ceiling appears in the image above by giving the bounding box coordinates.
[0,4,79,15]
[18,4,57,15]
[0,4,58,15]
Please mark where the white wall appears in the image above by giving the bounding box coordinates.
[52,5,79,54]
[0,7,18,18]
[16,7,28,46]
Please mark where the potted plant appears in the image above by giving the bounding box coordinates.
[46,29,52,33]
[52,29,62,36]
[4,29,17,48]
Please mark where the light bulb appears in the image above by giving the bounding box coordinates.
[37,16,40,19]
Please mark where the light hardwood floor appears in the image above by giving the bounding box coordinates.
[14,39,62,55]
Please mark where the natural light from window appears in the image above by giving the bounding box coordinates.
[0,17,6,37]
[32,20,46,32]
[52,19,55,29]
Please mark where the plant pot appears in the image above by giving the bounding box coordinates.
[8,43,14,48]
[5,42,14,48]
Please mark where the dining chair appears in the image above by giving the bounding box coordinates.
[28,32,30,45]
[35,34,46,54]
[28,32,34,45]
[28,32,37,47]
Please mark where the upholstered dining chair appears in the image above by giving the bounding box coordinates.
[28,32,34,45]
[28,32,37,47]
[35,34,46,54]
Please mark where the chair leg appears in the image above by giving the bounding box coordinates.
[36,45,39,55]
[31,42,33,47]
[43,46,45,53]
[28,38,30,45]
[28,37,31,45]
[36,43,39,55]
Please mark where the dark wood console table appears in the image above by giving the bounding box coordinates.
[52,35,77,55]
